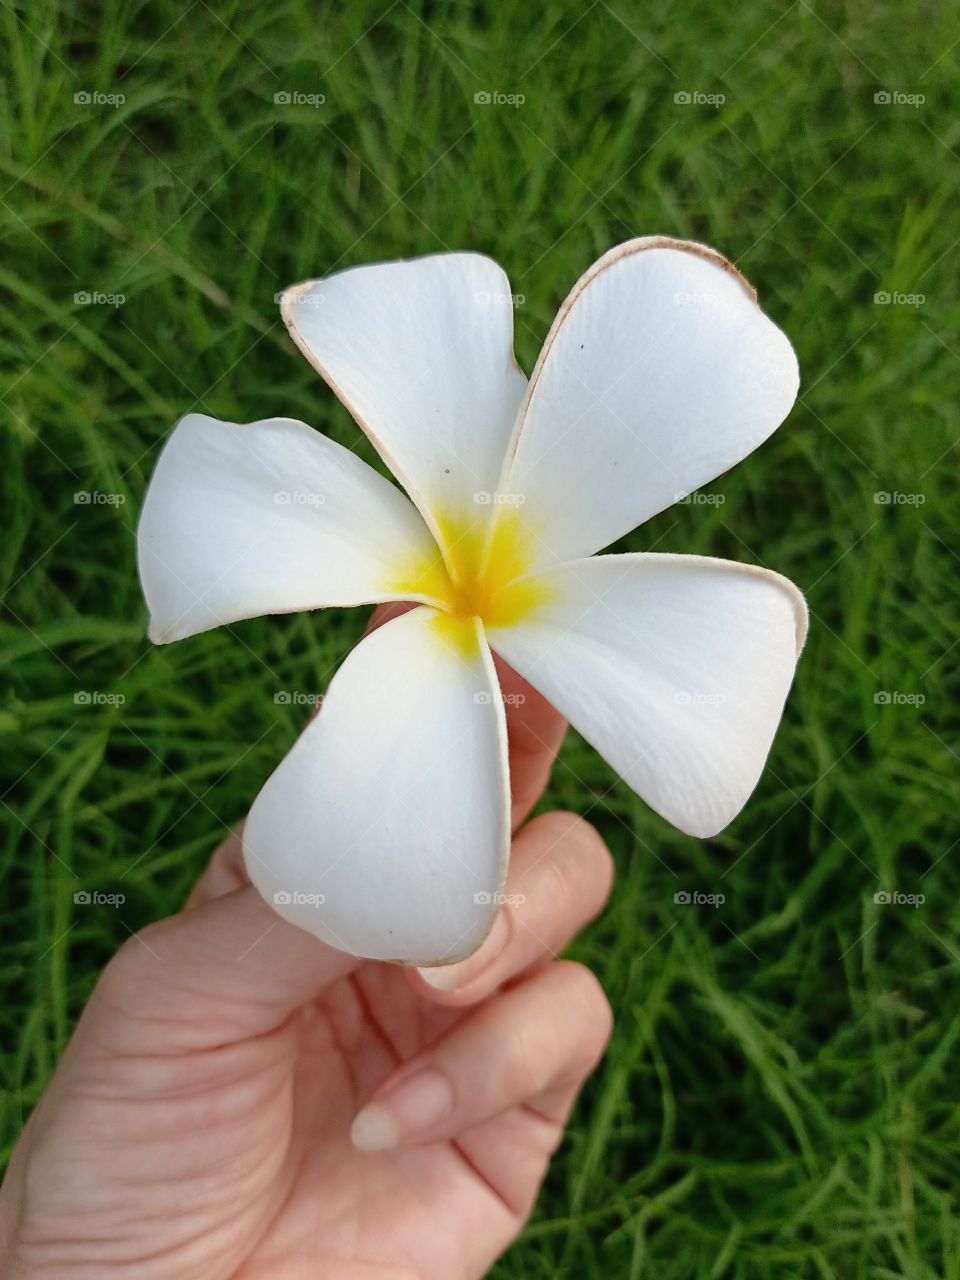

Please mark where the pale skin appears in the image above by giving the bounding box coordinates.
[0,604,615,1280]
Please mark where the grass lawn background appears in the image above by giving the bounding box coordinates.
[2,2,959,1275]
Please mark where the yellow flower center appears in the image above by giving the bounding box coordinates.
[393,505,552,652]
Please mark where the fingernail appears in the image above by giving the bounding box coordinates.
[417,909,510,991]
[350,1067,455,1152]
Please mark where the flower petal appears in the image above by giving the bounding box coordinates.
[138,413,446,644]
[243,606,511,964]
[486,554,807,837]
[500,238,799,565]
[281,254,527,535]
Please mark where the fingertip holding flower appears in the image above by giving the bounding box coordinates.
[350,1104,398,1153]
[138,237,807,962]
[417,907,511,991]
[351,1069,455,1152]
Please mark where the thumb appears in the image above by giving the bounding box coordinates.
[78,885,359,1058]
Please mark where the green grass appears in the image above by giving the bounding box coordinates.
[2,1,959,1275]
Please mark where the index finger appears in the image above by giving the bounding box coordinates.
[493,653,567,828]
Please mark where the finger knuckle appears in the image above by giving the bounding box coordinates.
[97,922,165,1001]
[530,811,610,863]
[565,830,615,914]
[526,813,614,911]
[584,829,615,897]
[568,816,615,883]
[526,809,584,845]
[555,961,614,1056]
[536,850,577,905]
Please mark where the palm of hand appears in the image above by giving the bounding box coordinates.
[3,664,611,1280]
[13,960,560,1280]
[230,965,559,1280]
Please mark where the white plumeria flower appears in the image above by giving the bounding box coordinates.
[138,236,807,966]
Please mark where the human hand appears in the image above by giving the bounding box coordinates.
[0,609,614,1280]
